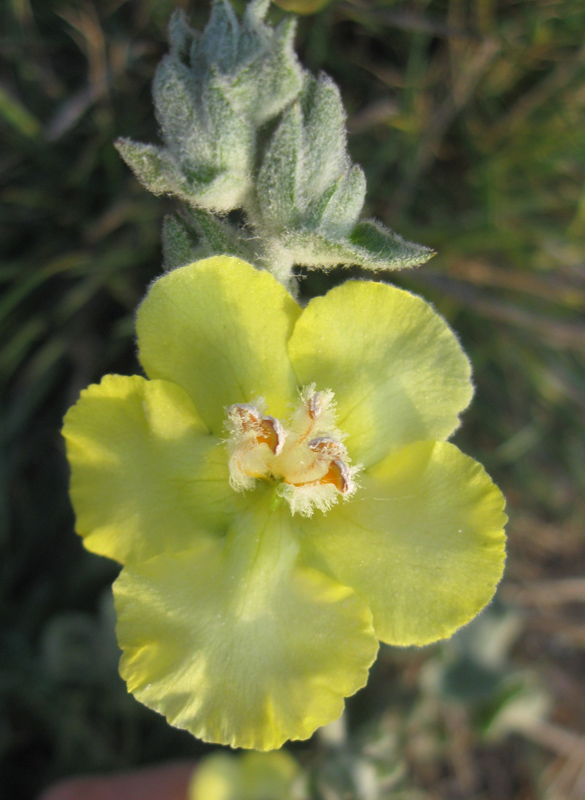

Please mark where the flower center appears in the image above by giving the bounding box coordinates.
[225,385,359,516]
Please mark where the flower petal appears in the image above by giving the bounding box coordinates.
[114,500,378,750]
[288,281,473,466]
[137,257,302,434]
[188,751,300,800]
[63,374,237,565]
[302,441,506,646]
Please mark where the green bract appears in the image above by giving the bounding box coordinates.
[62,257,506,750]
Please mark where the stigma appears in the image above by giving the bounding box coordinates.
[225,385,359,516]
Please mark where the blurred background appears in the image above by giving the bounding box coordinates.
[1,0,585,797]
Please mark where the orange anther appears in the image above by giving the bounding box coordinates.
[308,436,347,460]
[228,404,261,428]
[257,416,285,455]
[318,459,351,494]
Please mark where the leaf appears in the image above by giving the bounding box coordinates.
[256,73,364,237]
[202,0,239,74]
[222,17,303,126]
[168,10,197,62]
[153,56,200,156]
[318,165,366,239]
[256,103,302,231]
[117,0,303,213]
[300,74,348,198]
[114,139,181,196]
[162,209,258,270]
[349,220,435,268]
[280,220,434,270]
[162,214,199,270]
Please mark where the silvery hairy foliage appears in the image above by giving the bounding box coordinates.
[117,0,302,212]
[116,0,433,290]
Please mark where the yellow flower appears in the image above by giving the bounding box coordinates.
[62,256,506,750]
[188,750,302,800]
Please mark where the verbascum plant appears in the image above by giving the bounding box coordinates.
[62,0,506,751]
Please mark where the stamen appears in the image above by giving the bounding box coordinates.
[226,404,286,456]
[228,404,260,425]
[308,436,348,460]
[319,459,352,494]
[224,388,360,515]
[258,416,285,456]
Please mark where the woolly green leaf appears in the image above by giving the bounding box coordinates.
[162,215,199,271]
[116,133,250,211]
[350,220,435,268]
[117,0,430,284]
[278,230,357,268]
[256,102,302,231]
[183,170,250,211]
[317,164,366,238]
[301,74,348,198]
[202,78,253,166]
[153,57,200,156]
[162,210,257,270]
[168,10,197,62]
[256,73,363,237]
[280,221,434,271]
[115,139,181,196]
[118,0,303,214]
[154,57,254,187]
[203,0,239,74]
[245,0,272,24]
[223,18,303,126]
[149,52,254,210]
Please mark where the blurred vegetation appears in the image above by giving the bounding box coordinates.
[2,0,585,798]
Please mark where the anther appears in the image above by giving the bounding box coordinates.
[320,459,352,494]
[308,436,348,460]
[227,403,260,426]
[227,404,286,456]
[258,416,285,456]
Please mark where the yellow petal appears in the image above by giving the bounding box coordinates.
[302,441,506,646]
[63,374,237,565]
[188,751,301,800]
[137,257,302,434]
[288,281,473,467]
[114,499,378,750]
